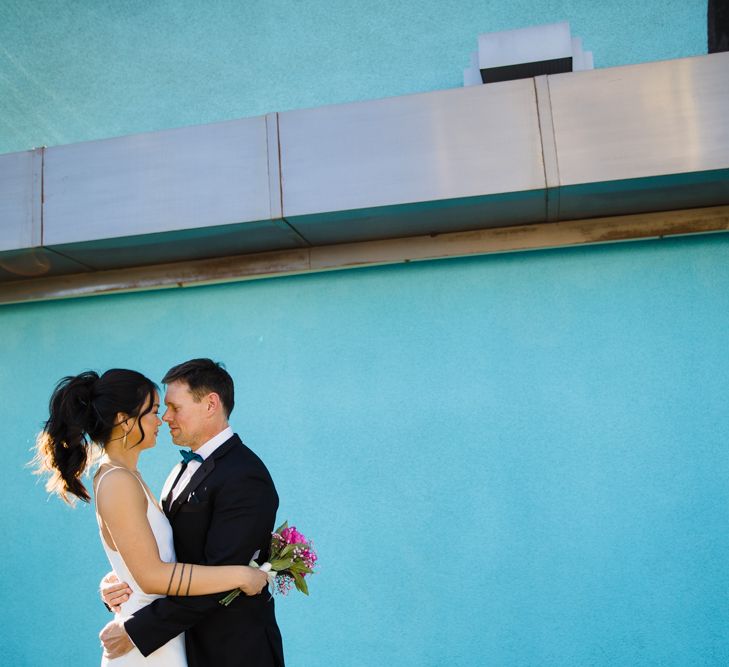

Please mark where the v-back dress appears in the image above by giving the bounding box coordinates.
[95,466,187,666]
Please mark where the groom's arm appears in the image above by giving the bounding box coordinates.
[123,472,272,658]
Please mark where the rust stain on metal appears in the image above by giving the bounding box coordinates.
[2,205,729,305]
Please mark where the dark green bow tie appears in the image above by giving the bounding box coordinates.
[180,449,204,464]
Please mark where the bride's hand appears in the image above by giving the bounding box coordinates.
[100,571,133,613]
[239,566,269,596]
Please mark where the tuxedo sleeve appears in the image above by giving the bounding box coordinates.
[124,472,270,657]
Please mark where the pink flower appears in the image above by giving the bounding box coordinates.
[281,526,307,545]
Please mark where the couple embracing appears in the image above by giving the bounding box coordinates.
[36,358,285,666]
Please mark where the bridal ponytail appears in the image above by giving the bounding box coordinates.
[34,369,157,505]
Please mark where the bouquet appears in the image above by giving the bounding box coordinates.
[220,521,317,606]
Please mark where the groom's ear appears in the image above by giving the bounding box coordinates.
[205,392,222,416]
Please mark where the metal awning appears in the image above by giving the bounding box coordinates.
[1,52,728,283]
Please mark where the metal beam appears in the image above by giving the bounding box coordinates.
[1,53,728,284]
[1,205,727,306]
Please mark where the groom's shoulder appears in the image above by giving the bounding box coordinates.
[220,433,273,476]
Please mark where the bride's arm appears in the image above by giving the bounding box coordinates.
[96,469,266,597]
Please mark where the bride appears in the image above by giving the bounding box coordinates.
[34,369,268,665]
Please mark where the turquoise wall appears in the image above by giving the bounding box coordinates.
[0,0,707,155]
[3,234,729,665]
[2,1,725,665]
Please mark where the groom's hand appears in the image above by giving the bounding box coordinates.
[100,571,133,613]
[100,619,134,659]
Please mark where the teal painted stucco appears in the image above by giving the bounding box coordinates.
[0,0,707,155]
[2,234,729,665]
[2,1,725,665]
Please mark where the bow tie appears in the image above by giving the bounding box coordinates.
[180,449,204,465]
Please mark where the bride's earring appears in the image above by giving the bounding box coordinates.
[122,423,129,449]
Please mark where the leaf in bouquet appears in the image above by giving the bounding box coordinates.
[270,558,294,571]
[292,570,310,595]
[277,542,307,561]
[274,520,289,535]
[278,543,296,559]
[288,561,313,574]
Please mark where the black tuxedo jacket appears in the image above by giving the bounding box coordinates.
[125,434,285,667]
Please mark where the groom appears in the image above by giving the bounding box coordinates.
[100,358,285,666]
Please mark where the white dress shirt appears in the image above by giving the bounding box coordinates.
[170,426,233,502]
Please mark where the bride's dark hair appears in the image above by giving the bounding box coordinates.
[33,369,158,505]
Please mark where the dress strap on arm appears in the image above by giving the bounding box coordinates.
[94,466,148,504]
[94,466,132,530]
[95,465,129,489]
[95,465,160,513]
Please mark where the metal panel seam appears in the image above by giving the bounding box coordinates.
[266,111,313,247]
[32,147,44,247]
[534,76,560,221]
[44,246,95,272]
[265,112,283,220]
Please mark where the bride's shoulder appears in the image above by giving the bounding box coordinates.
[94,466,145,508]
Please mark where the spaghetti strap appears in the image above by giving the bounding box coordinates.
[96,465,129,487]
[95,465,142,500]
[94,466,157,550]
[95,465,161,512]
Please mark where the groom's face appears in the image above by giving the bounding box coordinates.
[162,380,209,449]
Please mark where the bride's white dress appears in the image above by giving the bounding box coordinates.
[96,467,187,666]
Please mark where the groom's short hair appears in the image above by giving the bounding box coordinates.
[162,358,235,417]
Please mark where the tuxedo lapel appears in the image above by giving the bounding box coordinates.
[161,463,185,515]
[167,436,239,519]
[168,457,215,519]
